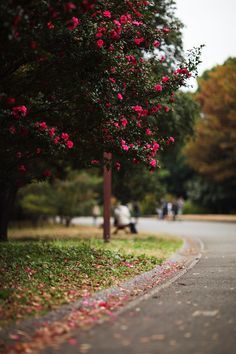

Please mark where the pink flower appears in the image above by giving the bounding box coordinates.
[122,145,129,151]
[43,169,52,177]
[36,148,42,154]
[16,152,22,159]
[39,121,47,130]
[18,164,27,173]
[103,10,111,18]
[30,41,38,49]
[132,105,143,113]
[154,84,162,92]
[153,142,160,152]
[120,15,128,24]
[120,117,128,127]
[54,136,60,144]
[114,20,121,27]
[169,136,175,143]
[149,159,157,168]
[6,97,16,105]
[91,160,100,165]
[134,37,145,45]
[47,22,55,30]
[96,32,103,38]
[97,26,106,33]
[110,29,120,40]
[175,67,191,78]
[136,121,142,128]
[140,109,148,117]
[12,105,28,118]
[115,161,121,171]
[49,127,56,137]
[67,17,80,30]
[160,55,166,63]
[163,27,170,33]
[146,128,152,136]
[97,39,104,48]
[64,2,76,12]
[61,132,69,141]
[117,93,123,100]
[121,139,129,151]
[153,40,160,48]
[162,76,169,83]
[9,125,16,134]
[67,140,74,149]
[108,44,115,52]
[109,77,116,84]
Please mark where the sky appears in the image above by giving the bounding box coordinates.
[175,0,236,88]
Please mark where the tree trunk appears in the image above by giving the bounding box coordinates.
[0,185,18,242]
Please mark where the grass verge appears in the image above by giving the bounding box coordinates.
[0,225,182,327]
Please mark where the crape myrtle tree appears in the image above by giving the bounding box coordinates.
[0,0,201,240]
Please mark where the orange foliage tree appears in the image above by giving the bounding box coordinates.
[184,58,236,185]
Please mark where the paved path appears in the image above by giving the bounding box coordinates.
[50,218,236,354]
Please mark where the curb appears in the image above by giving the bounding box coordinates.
[116,237,203,315]
[0,236,203,349]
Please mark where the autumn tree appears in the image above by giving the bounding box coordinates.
[184,58,236,212]
[0,0,200,240]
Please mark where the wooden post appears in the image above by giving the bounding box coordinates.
[103,152,112,242]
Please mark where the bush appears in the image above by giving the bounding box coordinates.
[183,200,208,214]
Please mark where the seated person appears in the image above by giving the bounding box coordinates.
[113,204,138,234]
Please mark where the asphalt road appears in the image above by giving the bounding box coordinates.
[53,218,236,354]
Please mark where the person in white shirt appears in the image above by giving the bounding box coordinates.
[113,204,138,234]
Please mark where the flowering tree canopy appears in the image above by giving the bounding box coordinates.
[0,0,201,239]
[0,0,201,184]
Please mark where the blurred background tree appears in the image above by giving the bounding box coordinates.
[184,58,236,214]
[15,170,102,227]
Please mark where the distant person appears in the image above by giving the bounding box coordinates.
[177,197,185,215]
[156,206,162,220]
[167,201,173,219]
[92,204,101,226]
[172,201,179,221]
[113,203,138,234]
[132,202,141,224]
[162,200,168,220]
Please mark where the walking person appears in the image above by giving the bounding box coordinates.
[91,204,101,226]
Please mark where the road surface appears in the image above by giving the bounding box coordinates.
[52,217,236,354]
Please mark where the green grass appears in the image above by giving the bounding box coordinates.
[0,227,182,327]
